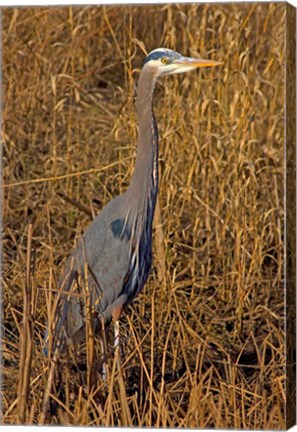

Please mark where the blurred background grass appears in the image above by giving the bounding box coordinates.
[2,3,285,428]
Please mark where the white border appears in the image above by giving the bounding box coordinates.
[1,1,296,432]
[0,0,294,5]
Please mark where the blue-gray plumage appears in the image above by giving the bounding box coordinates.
[51,48,222,350]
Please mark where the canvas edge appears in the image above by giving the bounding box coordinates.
[285,1,296,429]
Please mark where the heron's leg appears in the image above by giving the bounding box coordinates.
[114,320,120,349]
[112,305,123,351]
[111,306,131,422]
[100,339,107,381]
[100,319,108,381]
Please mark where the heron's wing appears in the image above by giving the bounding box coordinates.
[61,208,132,341]
[46,265,78,352]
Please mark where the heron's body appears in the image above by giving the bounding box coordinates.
[51,48,222,348]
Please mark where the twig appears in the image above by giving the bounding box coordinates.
[17,224,34,424]
[39,346,60,425]
[57,191,93,219]
[153,197,166,283]
[2,156,133,189]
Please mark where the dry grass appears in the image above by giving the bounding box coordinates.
[2,3,286,428]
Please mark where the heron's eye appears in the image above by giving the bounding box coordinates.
[161,57,169,65]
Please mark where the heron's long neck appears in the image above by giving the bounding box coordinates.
[128,67,158,216]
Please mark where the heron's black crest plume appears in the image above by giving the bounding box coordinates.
[143,48,181,65]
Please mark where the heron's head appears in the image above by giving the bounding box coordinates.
[143,48,222,77]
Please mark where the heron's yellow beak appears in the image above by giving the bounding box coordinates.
[179,57,223,68]
[170,56,223,74]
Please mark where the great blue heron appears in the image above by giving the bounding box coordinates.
[48,47,222,356]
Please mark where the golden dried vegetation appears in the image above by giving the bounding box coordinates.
[2,3,286,428]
